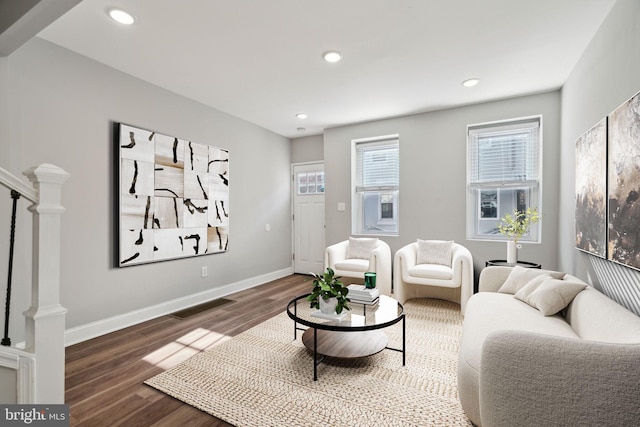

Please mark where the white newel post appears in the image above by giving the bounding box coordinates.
[23,164,69,404]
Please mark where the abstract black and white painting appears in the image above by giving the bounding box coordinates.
[608,91,640,270]
[118,123,229,266]
[575,118,607,258]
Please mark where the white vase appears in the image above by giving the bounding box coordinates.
[507,240,518,264]
[319,297,338,315]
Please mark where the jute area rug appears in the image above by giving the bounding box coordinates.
[145,299,472,427]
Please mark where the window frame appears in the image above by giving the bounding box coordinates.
[351,135,400,236]
[466,116,542,242]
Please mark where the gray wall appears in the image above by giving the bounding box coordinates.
[1,37,292,340]
[0,54,24,344]
[560,0,640,313]
[323,91,561,275]
[0,57,8,161]
[291,134,323,163]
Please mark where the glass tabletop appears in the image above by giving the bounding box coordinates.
[286,293,404,332]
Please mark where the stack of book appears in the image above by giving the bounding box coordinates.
[347,284,380,305]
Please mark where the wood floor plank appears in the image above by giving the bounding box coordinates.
[66,274,311,426]
[66,316,179,363]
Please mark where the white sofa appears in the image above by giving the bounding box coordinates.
[458,266,640,427]
[325,238,392,296]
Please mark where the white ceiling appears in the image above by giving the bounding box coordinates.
[36,0,616,138]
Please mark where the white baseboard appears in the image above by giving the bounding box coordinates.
[64,267,294,346]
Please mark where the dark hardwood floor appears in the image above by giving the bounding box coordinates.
[65,274,313,426]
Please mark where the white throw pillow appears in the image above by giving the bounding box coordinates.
[498,266,566,294]
[416,239,453,266]
[346,237,378,260]
[514,274,587,316]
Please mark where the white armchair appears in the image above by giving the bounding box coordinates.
[325,238,392,296]
[394,240,473,314]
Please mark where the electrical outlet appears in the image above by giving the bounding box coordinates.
[201,266,207,278]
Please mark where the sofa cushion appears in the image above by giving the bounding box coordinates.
[514,274,587,316]
[416,239,453,266]
[460,293,579,374]
[408,263,453,280]
[346,237,378,260]
[498,266,566,294]
[566,287,640,343]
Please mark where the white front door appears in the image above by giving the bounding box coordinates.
[292,163,325,275]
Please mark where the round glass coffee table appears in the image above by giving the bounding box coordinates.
[286,294,405,381]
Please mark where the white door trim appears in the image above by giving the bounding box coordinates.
[291,161,325,274]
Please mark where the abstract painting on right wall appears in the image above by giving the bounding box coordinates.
[575,117,607,258]
[608,90,640,270]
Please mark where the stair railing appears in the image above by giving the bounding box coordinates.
[1,189,20,346]
[0,163,68,404]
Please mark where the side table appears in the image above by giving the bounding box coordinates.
[477,260,542,293]
[485,260,541,269]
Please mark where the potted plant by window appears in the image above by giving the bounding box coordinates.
[307,268,350,315]
[498,207,541,264]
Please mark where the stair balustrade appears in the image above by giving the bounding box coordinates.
[0,163,68,404]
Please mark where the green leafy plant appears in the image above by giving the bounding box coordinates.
[306,267,350,314]
[498,207,541,242]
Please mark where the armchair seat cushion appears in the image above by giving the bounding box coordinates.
[334,259,370,272]
[408,264,453,280]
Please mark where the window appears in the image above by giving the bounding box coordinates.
[352,135,399,235]
[467,117,541,241]
[297,171,324,194]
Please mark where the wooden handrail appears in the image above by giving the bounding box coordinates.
[0,166,37,203]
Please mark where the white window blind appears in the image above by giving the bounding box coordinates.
[468,121,539,187]
[355,140,399,191]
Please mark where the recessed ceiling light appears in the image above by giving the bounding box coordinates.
[296,113,308,119]
[108,8,136,25]
[462,78,480,87]
[323,51,343,63]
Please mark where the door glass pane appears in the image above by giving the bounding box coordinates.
[298,173,307,194]
[316,172,325,193]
